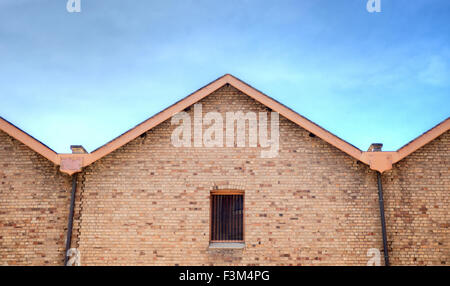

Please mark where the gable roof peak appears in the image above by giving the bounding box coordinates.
[80,73,363,167]
[1,75,448,175]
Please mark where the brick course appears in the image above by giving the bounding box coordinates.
[383,130,449,265]
[0,85,448,265]
[75,85,383,265]
[0,131,71,265]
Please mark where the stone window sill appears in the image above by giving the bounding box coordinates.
[209,242,245,249]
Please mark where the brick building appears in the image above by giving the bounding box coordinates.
[0,74,448,265]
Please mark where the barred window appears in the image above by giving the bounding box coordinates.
[210,191,244,242]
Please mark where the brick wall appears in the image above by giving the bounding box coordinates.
[382,130,449,265]
[0,130,72,265]
[75,85,384,265]
[1,86,447,265]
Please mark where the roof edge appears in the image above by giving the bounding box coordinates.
[82,74,364,167]
[224,74,364,160]
[83,74,231,166]
[2,75,449,175]
[0,116,60,165]
[394,117,450,163]
[359,117,450,173]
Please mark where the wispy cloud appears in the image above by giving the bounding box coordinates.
[418,54,450,86]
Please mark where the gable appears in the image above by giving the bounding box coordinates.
[0,74,448,174]
[81,74,363,168]
[81,84,371,191]
[0,120,59,165]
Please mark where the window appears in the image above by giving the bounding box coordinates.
[210,191,244,242]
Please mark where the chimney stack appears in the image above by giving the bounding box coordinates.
[70,145,87,154]
[368,143,383,152]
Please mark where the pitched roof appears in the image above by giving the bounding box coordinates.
[0,116,59,165]
[1,74,449,174]
[360,116,449,173]
[83,74,364,167]
[395,117,450,162]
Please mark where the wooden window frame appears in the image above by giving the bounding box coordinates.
[210,190,245,243]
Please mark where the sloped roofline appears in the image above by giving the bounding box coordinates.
[395,117,450,163]
[360,117,449,173]
[0,116,60,165]
[0,74,449,174]
[83,74,364,166]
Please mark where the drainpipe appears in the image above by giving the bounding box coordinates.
[64,173,78,266]
[369,143,390,266]
[63,145,87,265]
[376,171,389,266]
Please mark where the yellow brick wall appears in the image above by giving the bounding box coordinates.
[0,130,72,265]
[75,85,384,265]
[383,130,449,265]
[1,85,448,265]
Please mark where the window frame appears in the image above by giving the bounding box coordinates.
[209,190,245,243]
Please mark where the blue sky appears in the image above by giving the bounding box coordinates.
[0,0,449,153]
